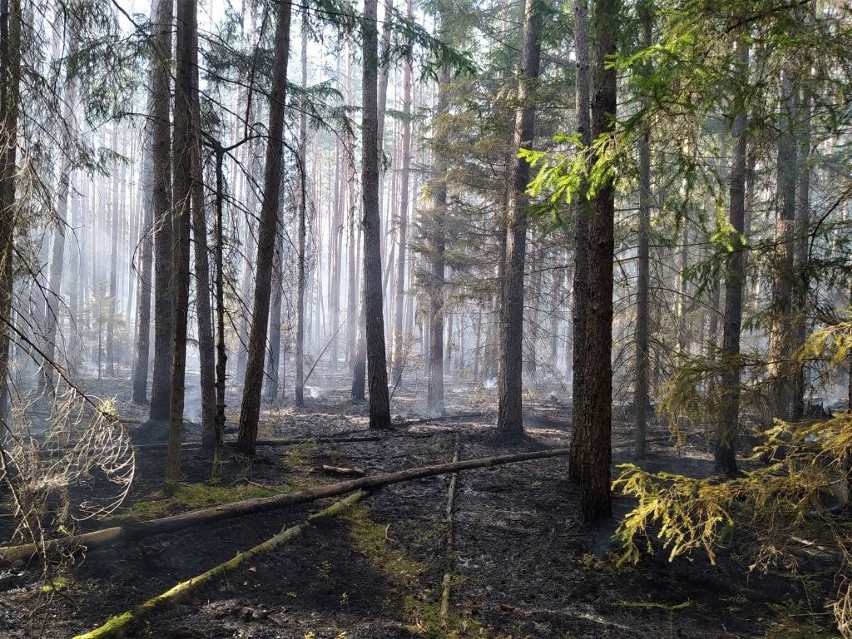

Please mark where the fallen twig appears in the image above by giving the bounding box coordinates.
[440,435,460,626]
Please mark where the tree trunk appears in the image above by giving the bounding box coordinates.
[575,0,618,522]
[568,0,591,481]
[0,0,21,420]
[188,10,217,448]
[329,139,343,372]
[131,121,154,404]
[497,0,542,441]
[391,5,412,387]
[106,125,120,377]
[767,70,797,423]
[149,0,174,424]
[716,40,749,477]
[295,7,308,407]
[237,0,292,455]
[165,0,196,493]
[634,0,652,460]
[791,81,811,422]
[361,0,391,429]
[42,24,78,394]
[345,45,360,370]
[213,150,227,468]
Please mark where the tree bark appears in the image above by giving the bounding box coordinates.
[634,0,652,460]
[427,69,449,415]
[106,125,120,377]
[188,13,216,446]
[148,0,174,424]
[575,0,618,522]
[237,0,292,455]
[362,0,392,429]
[791,81,811,422]
[768,70,797,423]
[568,0,591,481]
[716,41,749,477]
[165,0,196,492]
[131,122,154,404]
[295,7,309,407]
[391,3,412,387]
[497,0,542,442]
[0,0,21,420]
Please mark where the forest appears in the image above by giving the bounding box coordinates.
[0,0,851,636]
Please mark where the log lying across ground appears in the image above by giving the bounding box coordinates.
[0,447,569,566]
[72,490,370,639]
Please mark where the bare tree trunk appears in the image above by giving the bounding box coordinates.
[265,204,284,403]
[575,0,617,521]
[295,8,308,407]
[132,123,154,404]
[329,139,343,372]
[149,0,174,424]
[791,81,811,422]
[188,16,217,447]
[496,0,542,441]
[634,0,652,460]
[105,125,120,377]
[768,70,797,423]
[716,41,749,477]
[391,9,412,387]
[237,1,292,455]
[165,0,197,492]
[0,0,21,420]
[213,150,227,469]
[427,65,450,415]
[361,0,391,429]
[345,46,360,369]
[568,0,591,480]
[42,23,79,394]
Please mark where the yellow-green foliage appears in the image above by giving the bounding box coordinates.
[123,482,288,520]
[341,504,422,581]
[800,314,852,368]
[614,411,852,635]
[613,464,735,566]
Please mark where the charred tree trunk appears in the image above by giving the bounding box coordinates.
[0,0,20,420]
[188,15,217,447]
[362,0,391,429]
[106,125,120,377]
[497,0,542,442]
[568,0,591,481]
[391,11,412,388]
[767,70,797,423]
[634,0,652,460]
[131,123,154,404]
[575,0,617,522]
[149,0,174,424]
[716,41,749,477]
[165,0,197,492]
[295,8,308,408]
[237,1,292,455]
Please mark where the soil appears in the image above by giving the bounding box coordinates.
[0,374,842,639]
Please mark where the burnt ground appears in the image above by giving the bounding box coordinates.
[0,374,844,639]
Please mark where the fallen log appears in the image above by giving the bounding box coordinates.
[0,446,569,567]
[72,490,369,639]
[318,464,366,476]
